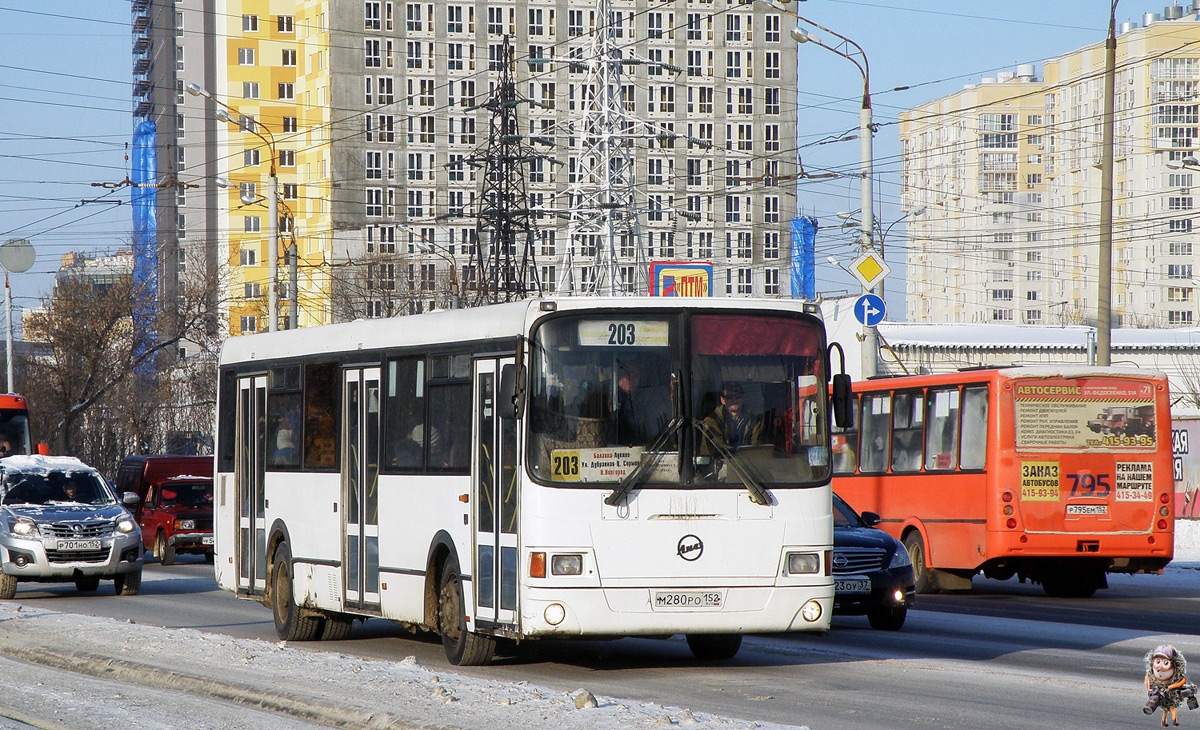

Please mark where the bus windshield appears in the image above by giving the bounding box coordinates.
[528,311,830,489]
[0,408,31,457]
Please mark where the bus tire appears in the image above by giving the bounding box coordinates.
[320,613,354,641]
[438,561,495,666]
[271,543,321,641]
[114,569,142,596]
[903,532,933,594]
[685,633,742,660]
[0,574,16,600]
[156,531,175,566]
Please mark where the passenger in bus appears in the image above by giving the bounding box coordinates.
[273,425,299,464]
[0,438,10,458]
[701,383,762,453]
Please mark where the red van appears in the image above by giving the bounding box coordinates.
[114,455,213,565]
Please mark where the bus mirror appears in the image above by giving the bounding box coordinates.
[498,364,525,421]
[832,373,853,429]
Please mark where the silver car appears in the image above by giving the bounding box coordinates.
[0,455,144,597]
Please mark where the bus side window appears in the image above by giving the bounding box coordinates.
[304,362,340,470]
[858,393,890,474]
[959,386,989,470]
[891,392,923,473]
[383,357,426,470]
[925,388,961,471]
[831,394,858,474]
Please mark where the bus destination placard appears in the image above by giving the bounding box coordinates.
[577,320,669,348]
[1013,378,1156,452]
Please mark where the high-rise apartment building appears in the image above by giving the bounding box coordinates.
[900,8,1200,328]
[202,0,799,334]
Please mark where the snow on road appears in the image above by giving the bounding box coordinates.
[0,520,1196,730]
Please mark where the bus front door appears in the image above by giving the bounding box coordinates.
[236,375,268,596]
[342,367,381,612]
[472,358,519,629]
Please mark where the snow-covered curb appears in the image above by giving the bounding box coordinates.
[0,604,803,730]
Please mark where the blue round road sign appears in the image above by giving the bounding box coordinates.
[854,293,886,326]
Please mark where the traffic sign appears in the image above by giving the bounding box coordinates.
[849,250,891,291]
[855,293,886,327]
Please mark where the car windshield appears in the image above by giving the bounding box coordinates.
[159,481,213,508]
[1,470,115,506]
[528,311,830,489]
[832,494,865,528]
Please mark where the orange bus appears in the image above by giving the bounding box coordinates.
[0,394,34,456]
[831,367,1173,597]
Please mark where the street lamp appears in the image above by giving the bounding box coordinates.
[397,223,460,309]
[186,82,281,333]
[218,177,300,329]
[761,0,877,375]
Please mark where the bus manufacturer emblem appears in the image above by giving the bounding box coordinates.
[677,535,703,561]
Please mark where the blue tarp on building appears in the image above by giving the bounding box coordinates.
[132,120,157,363]
[791,215,817,299]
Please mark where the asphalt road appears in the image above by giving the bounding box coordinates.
[6,557,1199,730]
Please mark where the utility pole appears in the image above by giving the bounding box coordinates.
[1097,0,1118,366]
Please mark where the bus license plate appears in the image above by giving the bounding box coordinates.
[834,577,871,594]
[57,539,101,551]
[653,591,724,609]
[1066,504,1108,515]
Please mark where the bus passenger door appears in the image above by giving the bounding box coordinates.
[342,367,381,612]
[472,357,519,628]
[236,375,268,596]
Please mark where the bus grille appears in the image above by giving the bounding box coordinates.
[46,549,110,564]
[41,522,115,539]
[832,547,887,575]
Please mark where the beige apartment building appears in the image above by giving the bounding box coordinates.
[900,7,1200,328]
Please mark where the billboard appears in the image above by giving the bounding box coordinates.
[650,261,713,297]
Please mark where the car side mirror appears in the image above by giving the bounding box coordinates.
[122,492,141,507]
[860,511,881,527]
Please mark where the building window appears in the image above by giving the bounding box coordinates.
[764,232,779,259]
[1169,310,1194,325]
[278,83,294,100]
[737,268,753,295]
[242,82,259,99]
[365,1,381,30]
[238,48,255,65]
[240,315,258,334]
[366,188,383,216]
[282,116,298,133]
[278,150,295,167]
[365,39,381,67]
[243,149,260,167]
[240,249,257,266]
[765,88,780,116]
[242,14,258,32]
[244,282,262,299]
[764,269,779,295]
[277,15,294,33]
[282,49,296,67]
[244,216,261,233]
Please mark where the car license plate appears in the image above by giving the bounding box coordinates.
[1066,504,1108,515]
[652,591,724,609]
[834,577,871,594]
[202,536,214,545]
[57,539,102,551]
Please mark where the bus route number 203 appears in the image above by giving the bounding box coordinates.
[552,451,581,481]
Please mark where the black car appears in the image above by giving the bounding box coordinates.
[832,493,915,630]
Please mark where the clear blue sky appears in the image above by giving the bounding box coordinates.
[0,1,1152,320]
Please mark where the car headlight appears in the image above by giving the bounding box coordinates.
[175,519,196,530]
[785,552,821,575]
[889,544,912,569]
[11,519,36,537]
[116,519,137,534]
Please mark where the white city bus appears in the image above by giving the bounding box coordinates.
[214,298,843,664]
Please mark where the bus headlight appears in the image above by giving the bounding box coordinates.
[550,554,583,576]
[785,552,820,575]
[800,600,822,622]
[544,603,566,626]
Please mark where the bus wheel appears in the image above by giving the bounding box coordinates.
[320,613,354,641]
[156,532,175,566]
[271,543,321,641]
[903,532,932,594]
[686,633,742,660]
[1042,570,1100,598]
[437,561,495,666]
[0,574,16,600]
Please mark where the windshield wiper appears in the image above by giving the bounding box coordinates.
[693,419,772,506]
[604,417,685,507]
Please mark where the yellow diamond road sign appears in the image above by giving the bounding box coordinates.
[849,250,891,291]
